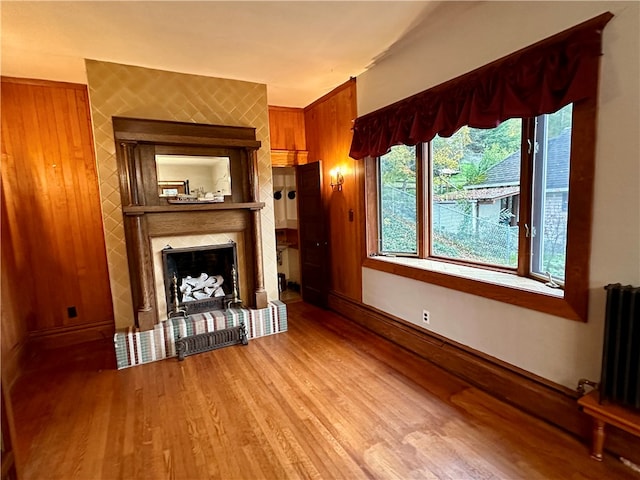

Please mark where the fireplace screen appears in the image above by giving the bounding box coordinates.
[162,243,238,315]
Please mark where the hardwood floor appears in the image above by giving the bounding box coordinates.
[11,302,637,479]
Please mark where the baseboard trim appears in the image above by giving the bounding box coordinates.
[1,340,28,392]
[28,321,115,350]
[328,291,640,463]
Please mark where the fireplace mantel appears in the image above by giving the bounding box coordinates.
[113,117,268,330]
[122,203,264,215]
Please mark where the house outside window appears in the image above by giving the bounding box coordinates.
[378,104,572,283]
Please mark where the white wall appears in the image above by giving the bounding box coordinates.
[358,1,640,389]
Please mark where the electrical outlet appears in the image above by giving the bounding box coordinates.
[422,309,430,325]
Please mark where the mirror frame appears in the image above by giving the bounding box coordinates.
[134,144,249,205]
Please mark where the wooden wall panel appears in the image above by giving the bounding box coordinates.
[304,79,361,301]
[1,78,113,338]
[268,106,306,151]
[1,183,29,387]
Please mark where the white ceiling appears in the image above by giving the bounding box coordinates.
[1,1,433,107]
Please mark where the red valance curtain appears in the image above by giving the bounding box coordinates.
[350,12,613,160]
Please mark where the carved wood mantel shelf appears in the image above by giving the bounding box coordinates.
[113,117,268,330]
[122,203,265,215]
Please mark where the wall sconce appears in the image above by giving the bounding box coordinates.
[330,168,344,191]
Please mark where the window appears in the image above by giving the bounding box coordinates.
[429,118,523,270]
[530,105,572,282]
[357,14,611,321]
[378,105,572,283]
[367,101,593,321]
[379,145,417,254]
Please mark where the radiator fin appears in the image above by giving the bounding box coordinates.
[600,284,640,409]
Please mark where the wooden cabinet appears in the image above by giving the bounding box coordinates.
[269,106,309,167]
[275,228,299,250]
[269,106,306,150]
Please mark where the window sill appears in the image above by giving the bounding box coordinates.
[363,256,586,322]
[372,255,563,296]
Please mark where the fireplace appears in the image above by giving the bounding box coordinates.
[162,243,239,315]
[113,117,269,330]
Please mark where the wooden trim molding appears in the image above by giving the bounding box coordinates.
[327,291,640,463]
[364,157,380,255]
[123,203,265,215]
[28,321,115,351]
[1,76,87,90]
[271,149,309,167]
[1,341,28,392]
[304,78,356,112]
[115,132,261,149]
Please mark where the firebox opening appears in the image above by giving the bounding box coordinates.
[162,242,239,316]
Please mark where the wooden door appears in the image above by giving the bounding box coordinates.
[297,161,328,307]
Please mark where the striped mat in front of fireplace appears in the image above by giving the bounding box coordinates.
[113,300,287,369]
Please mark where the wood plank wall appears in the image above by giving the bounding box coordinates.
[268,106,306,151]
[304,79,361,301]
[1,78,114,348]
[1,184,29,387]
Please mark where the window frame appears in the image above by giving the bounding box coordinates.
[364,96,596,322]
[425,120,525,273]
[376,145,420,256]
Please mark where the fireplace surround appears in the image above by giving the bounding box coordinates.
[113,117,268,330]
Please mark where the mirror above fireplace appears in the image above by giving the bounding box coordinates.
[156,154,232,198]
